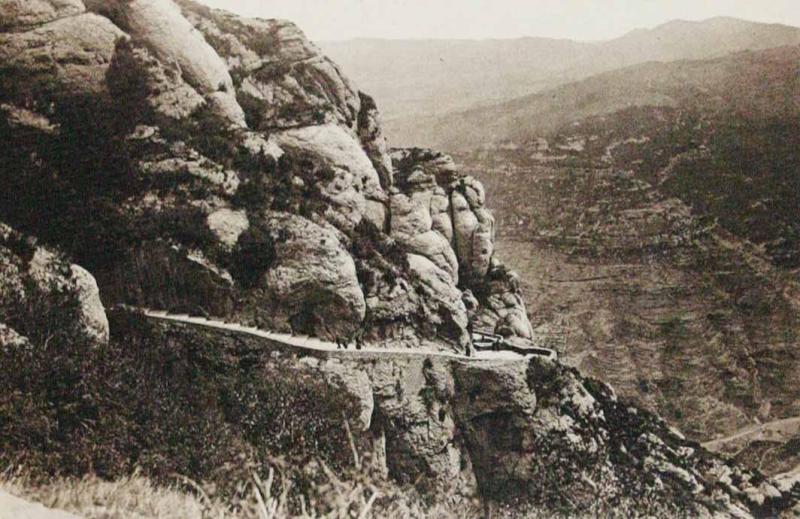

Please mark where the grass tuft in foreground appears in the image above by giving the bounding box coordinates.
[2,456,479,519]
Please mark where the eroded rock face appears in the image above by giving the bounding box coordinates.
[313,357,374,431]
[371,356,477,495]
[0,13,124,96]
[389,168,459,282]
[88,0,245,126]
[372,354,800,517]
[475,260,534,339]
[357,92,394,190]
[108,38,205,121]
[271,124,385,232]
[149,317,800,518]
[177,1,361,131]
[251,212,366,339]
[451,177,495,284]
[0,0,530,353]
[390,148,530,337]
[89,0,231,93]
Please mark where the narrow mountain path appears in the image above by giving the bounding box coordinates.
[141,310,556,362]
[702,416,800,452]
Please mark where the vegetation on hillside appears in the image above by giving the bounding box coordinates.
[459,151,800,447]
[1,298,446,517]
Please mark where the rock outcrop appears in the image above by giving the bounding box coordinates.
[0,12,124,96]
[390,148,531,338]
[247,212,367,339]
[0,0,84,31]
[150,317,800,518]
[0,0,532,352]
[0,222,109,345]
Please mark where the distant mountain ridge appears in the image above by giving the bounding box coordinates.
[319,16,800,146]
[399,43,800,151]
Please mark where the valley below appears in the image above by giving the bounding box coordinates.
[457,144,800,477]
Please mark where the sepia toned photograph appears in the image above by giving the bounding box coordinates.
[0,0,798,517]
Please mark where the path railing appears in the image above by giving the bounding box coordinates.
[472,330,558,361]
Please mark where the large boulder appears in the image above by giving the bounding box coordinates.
[407,254,470,349]
[66,264,110,344]
[206,208,249,249]
[247,212,367,339]
[389,166,459,282]
[0,222,109,345]
[0,0,85,31]
[450,177,495,284]
[87,0,230,95]
[178,3,360,131]
[0,13,124,97]
[107,37,205,120]
[271,124,385,232]
[475,260,535,339]
[86,0,243,125]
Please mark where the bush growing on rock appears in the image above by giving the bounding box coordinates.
[229,224,277,288]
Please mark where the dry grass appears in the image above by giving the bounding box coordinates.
[1,459,477,519]
[2,471,207,519]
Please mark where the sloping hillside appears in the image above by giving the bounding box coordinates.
[400,44,800,151]
[449,44,800,467]
[427,45,800,266]
[321,17,800,144]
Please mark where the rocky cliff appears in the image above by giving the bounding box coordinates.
[141,316,800,517]
[1,1,799,517]
[0,0,532,352]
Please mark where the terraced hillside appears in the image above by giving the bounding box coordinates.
[440,45,800,461]
[459,154,800,449]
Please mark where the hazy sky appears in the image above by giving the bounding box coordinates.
[198,0,800,41]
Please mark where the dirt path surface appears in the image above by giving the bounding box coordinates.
[703,416,800,452]
[0,490,81,519]
[142,310,554,362]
